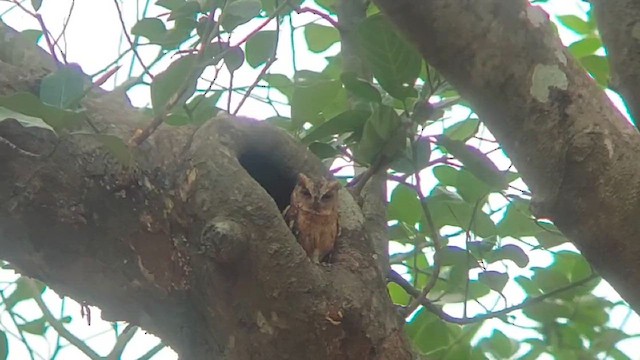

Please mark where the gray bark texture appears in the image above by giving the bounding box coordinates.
[0,22,412,360]
[592,0,640,125]
[372,0,640,314]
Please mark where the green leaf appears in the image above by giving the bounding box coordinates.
[579,55,609,87]
[263,74,294,100]
[150,55,202,114]
[0,93,84,131]
[162,18,196,49]
[514,276,541,296]
[572,295,610,326]
[444,118,480,142]
[356,105,405,164]
[387,282,411,306]
[486,244,529,268]
[308,142,339,159]
[314,0,336,13]
[556,15,593,35]
[478,271,509,292]
[3,278,44,310]
[535,223,569,248]
[437,136,508,190]
[18,317,46,335]
[31,0,43,10]
[20,29,43,45]
[224,46,245,72]
[71,133,134,167]
[156,0,187,10]
[291,71,342,125]
[221,0,261,31]
[532,267,570,293]
[567,37,602,59]
[592,328,629,354]
[302,109,370,144]
[304,23,340,53]
[246,31,278,67]
[168,1,201,21]
[340,72,382,103]
[455,169,491,205]
[39,64,87,109]
[0,107,55,133]
[131,18,168,44]
[479,330,519,359]
[523,300,573,323]
[261,0,300,15]
[358,14,421,99]
[186,92,222,124]
[388,184,422,225]
[0,331,6,360]
[390,137,432,173]
[497,199,542,238]
[432,165,458,186]
[406,309,451,354]
[439,246,478,268]
[426,194,497,237]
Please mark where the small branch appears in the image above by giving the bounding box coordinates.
[112,0,153,79]
[137,342,167,360]
[233,57,277,115]
[0,287,37,360]
[25,279,102,359]
[389,269,600,324]
[106,323,138,360]
[295,7,340,29]
[52,0,74,64]
[403,173,442,316]
[9,0,60,63]
[0,136,41,158]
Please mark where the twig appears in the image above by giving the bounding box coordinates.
[130,2,224,146]
[51,0,74,64]
[137,342,167,360]
[0,136,41,157]
[295,7,340,29]
[106,323,138,360]
[112,0,153,79]
[0,286,37,360]
[403,173,443,316]
[233,57,277,115]
[9,0,60,63]
[25,279,102,359]
[390,269,600,324]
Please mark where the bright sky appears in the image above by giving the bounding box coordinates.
[0,0,637,359]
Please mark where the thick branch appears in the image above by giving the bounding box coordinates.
[0,22,412,359]
[373,0,640,314]
[591,0,640,125]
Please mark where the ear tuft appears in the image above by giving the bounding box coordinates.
[298,173,311,185]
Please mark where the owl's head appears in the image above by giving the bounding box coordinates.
[292,173,340,215]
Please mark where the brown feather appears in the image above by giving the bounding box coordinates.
[284,174,340,263]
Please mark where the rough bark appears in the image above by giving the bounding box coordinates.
[0,23,412,359]
[372,0,640,313]
[591,0,640,125]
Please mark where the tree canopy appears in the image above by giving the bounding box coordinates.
[0,0,639,359]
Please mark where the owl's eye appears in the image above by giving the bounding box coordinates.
[321,193,333,201]
[301,189,312,197]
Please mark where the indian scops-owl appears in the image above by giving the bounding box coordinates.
[283,173,340,263]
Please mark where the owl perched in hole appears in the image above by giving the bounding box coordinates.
[283,173,340,263]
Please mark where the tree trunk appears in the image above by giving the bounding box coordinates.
[372,0,640,314]
[0,22,413,360]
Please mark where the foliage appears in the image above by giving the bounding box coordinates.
[0,0,636,359]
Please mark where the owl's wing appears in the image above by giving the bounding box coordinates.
[283,205,300,237]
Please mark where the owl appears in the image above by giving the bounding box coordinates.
[283,173,340,263]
